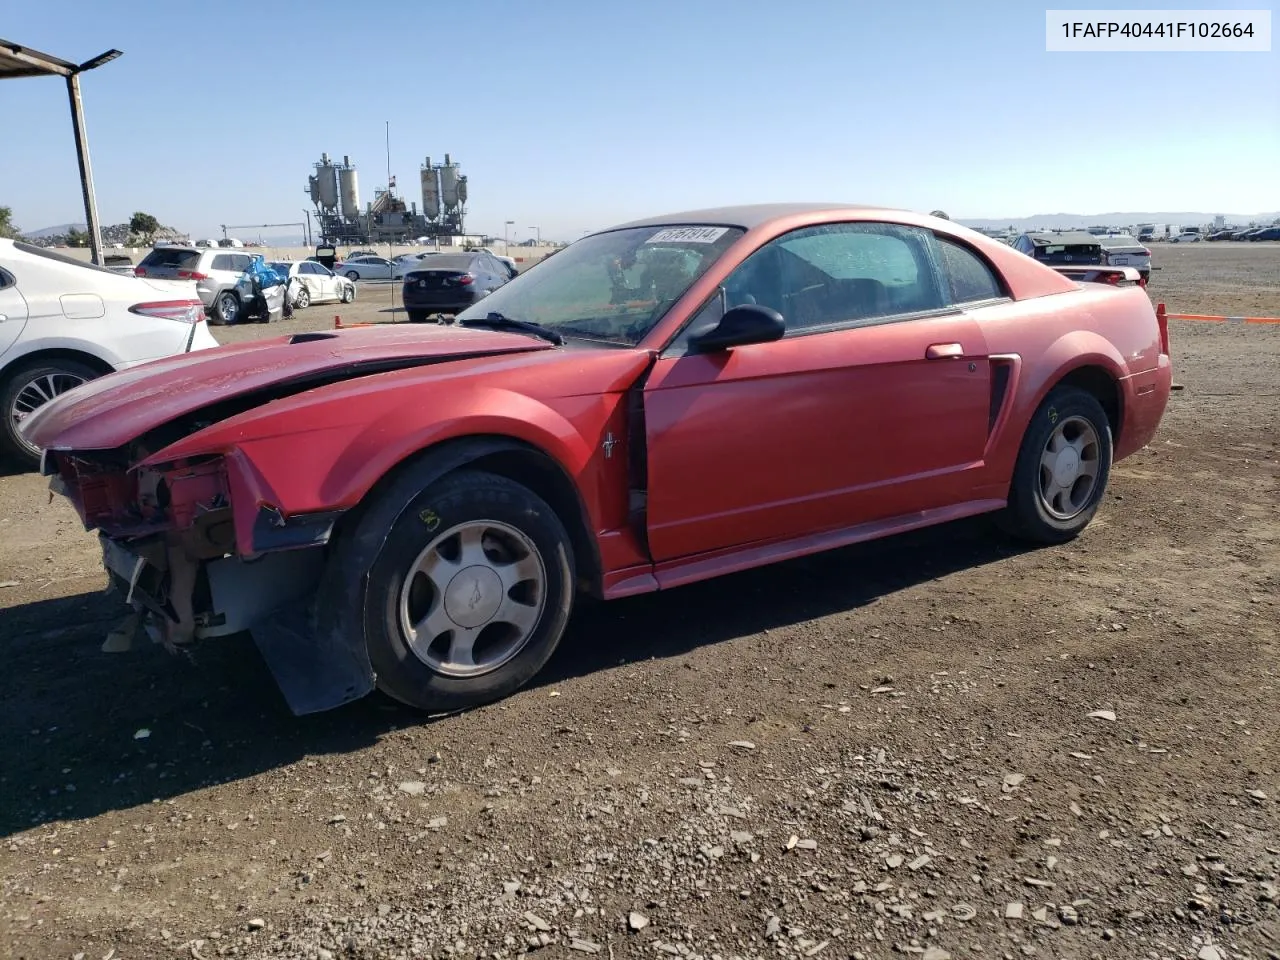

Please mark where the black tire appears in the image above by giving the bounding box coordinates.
[361,469,576,712]
[1,359,101,467]
[340,284,354,304]
[345,270,360,281]
[998,386,1113,544]
[211,291,241,326]
[406,310,429,323]
[295,286,311,308]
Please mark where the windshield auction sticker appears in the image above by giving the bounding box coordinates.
[646,227,730,244]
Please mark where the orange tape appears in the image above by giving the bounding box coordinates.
[1166,313,1280,325]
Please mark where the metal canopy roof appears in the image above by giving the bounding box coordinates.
[0,38,82,79]
[0,38,122,264]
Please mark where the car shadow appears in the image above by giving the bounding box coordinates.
[0,515,1029,837]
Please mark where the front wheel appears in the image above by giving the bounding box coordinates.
[340,284,354,304]
[998,386,1113,544]
[362,470,576,712]
[294,286,311,308]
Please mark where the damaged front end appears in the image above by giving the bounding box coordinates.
[44,444,374,714]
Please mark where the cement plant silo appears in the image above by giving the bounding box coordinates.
[315,153,339,211]
[440,156,461,211]
[338,157,360,220]
[456,174,468,206]
[420,157,440,220]
[307,175,320,205]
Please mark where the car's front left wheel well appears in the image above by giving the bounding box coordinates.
[341,437,604,600]
[1053,365,1122,442]
[465,446,603,598]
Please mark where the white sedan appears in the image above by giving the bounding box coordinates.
[338,256,406,281]
[270,260,356,308]
[0,239,219,467]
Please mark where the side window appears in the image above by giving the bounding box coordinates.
[722,222,946,333]
[302,262,321,275]
[936,238,1005,304]
[0,268,14,290]
[234,255,253,271]
[211,254,232,271]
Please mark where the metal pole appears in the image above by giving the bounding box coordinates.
[66,72,104,266]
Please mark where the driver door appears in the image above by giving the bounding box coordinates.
[642,221,992,567]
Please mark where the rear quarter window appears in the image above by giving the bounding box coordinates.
[936,238,1005,304]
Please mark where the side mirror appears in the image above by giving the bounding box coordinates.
[689,303,785,353]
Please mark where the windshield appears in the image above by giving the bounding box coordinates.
[455,224,744,345]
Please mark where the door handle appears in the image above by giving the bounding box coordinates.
[925,342,964,359]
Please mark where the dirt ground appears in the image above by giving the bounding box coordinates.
[0,243,1277,960]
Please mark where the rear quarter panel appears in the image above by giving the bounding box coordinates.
[974,283,1167,489]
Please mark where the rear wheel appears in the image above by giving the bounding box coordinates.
[345,270,359,281]
[406,309,429,323]
[1,359,100,467]
[998,386,1113,544]
[361,470,575,713]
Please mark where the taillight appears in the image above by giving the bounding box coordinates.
[134,267,147,276]
[177,270,210,281]
[129,299,206,324]
[456,273,475,285]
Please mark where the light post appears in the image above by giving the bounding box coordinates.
[504,220,514,256]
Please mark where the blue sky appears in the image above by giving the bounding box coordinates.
[2,0,1276,241]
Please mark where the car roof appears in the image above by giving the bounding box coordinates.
[608,202,888,231]
[1025,231,1100,245]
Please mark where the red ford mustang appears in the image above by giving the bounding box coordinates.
[25,205,1173,715]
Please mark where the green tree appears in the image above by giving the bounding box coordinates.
[129,211,161,240]
[66,227,90,248]
[0,206,20,240]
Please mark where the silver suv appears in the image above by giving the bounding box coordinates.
[135,247,269,325]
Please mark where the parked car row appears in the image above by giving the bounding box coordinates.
[1010,231,1151,284]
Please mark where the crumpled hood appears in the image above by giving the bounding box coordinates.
[24,324,554,453]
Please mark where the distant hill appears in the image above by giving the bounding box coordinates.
[21,221,189,247]
[958,211,1280,230]
[22,222,87,239]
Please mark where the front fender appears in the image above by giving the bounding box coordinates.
[317,385,594,507]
